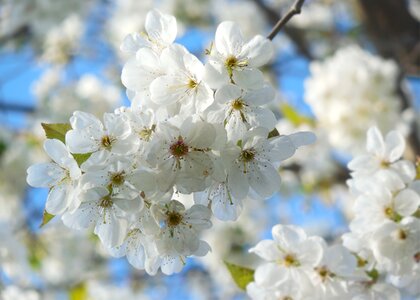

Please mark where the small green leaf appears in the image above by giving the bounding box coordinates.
[415,157,420,180]
[41,123,72,143]
[224,261,254,290]
[73,153,92,166]
[69,283,87,300]
[280,104,314,127]
[40,210,55,228]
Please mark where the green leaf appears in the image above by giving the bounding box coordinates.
[280,104,314,127]
[73,153,92,166]
[69,283,87,300]
[41,123,72,143]
[40,210,55,228]
[224,261,254,290]
[416,158,420,180]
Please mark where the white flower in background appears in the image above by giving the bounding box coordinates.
[204,21,274,89]
[408,0,420,22]
[106,0,153,57]
[0,223,32,283]
[62,187,137,247]
[150,117,216,193]
[212,0,268,38]
[305,45,401,155]
[0,0,92,52]
[1,286,40,300]
[66,111,139,158]
[150,44,214,115]
[348,127,415,185]
[87,280,150,300]
[228,127,316,199]
[207,83,276,142]
[33,71,121,121]
[250,224,323,291]
[26,139,81,214]
[41,14,83,64]
[38,221,99,285]
[120,9,177,55]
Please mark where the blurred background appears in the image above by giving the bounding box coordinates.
[0,0,419,299]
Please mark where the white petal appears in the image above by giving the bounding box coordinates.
[215,84,241,104]
[145,9,177,46]
[233,68,265,89]
[384,130,405,163]
[27,163,63,187]
[227,164,249,199]
[249,239,281,261]
[46,184,69,215]
[65,130,99,154]
[366,126,385,156]
[241,35,274,67]
[248,163,281,198]
[394,188,420,216]
[272,224,306,250]
[95,213,128,248]
[203,60,229,89]
[214,21,244,57]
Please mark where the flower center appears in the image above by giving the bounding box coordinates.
[240,148,255,162]
[316,266,335,281]
[231,98,245,110]
[170,137,189,158]
[188,78,198,89]
[166,211,183,227]
[283,254,299,267]
[225,56,238,69]
[398,229,407,240]
[384,206,402,222]
[110,171,125,186]
[99,195,113,208]
[101,135,114,149]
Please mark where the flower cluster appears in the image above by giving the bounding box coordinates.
[247,127,420,299]
[344,126,420,296]
[26,10,315,275]
[305,45,401,155]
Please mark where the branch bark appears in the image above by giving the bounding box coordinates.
[267,0,306,41]
[357,0,420,156]
[250,0,313,59]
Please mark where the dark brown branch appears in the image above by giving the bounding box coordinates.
[267,0,306,41]
[0,102,35,113]
[250,0,313,59]
[357,0,420,155]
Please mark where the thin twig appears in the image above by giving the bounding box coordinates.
[267,0,306,40]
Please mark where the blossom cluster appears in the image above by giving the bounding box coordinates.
[26,10,315,275]
[305,46,401,155]
[247,126,420,299]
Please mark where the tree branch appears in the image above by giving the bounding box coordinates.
[0,102,35,113]
[250,0,312,59]
[267,0,306,41]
